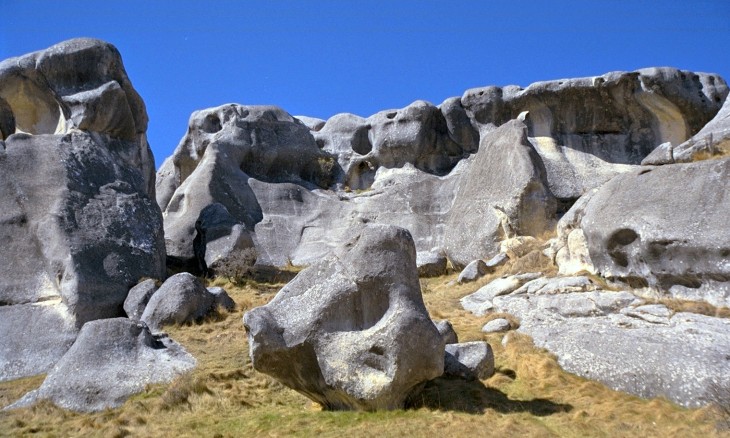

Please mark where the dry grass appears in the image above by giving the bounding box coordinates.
[0,268,724,437]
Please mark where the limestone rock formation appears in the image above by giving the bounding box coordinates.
[124,279,159,321]
[670,93,730,163]
[443,342,495,381]
[159,68,726,272]
[243,224,444,410]
[491,285,730,408]
[0,39,165,381]
[7,318,195,412]
[554,157,730,307]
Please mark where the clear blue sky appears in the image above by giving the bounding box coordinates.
[2,1,729,168]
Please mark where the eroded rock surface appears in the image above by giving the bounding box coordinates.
[7,318,195,412]
[0,39,165,381]
[243,224,444,410]
[554,157,730,307]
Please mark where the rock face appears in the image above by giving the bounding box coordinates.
[158,68,726,271]
[0,39,165,381]
[554,158,730,307]
[489,284,730,408]
[7,318,195,412]
[243,225,444,410]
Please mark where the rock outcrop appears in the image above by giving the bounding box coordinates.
[158,68,726,272]
[488,283,730,408]
[554,157,730,307]
[0,39,165,381]
[7,318,195,412]
[243,224,444,410]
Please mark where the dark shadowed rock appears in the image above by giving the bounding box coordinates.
[141,273,215,333]
[7,318,195,412]
[243,224,444,410]
[443,342,495,381]
[194,202,256,277]
[123,279,159,321]
[457,260,489,284]
[434,320,459,345]
[416,250,448,277]
[208,286,235,311]
[0,39,165,381]
[554,157,730,307]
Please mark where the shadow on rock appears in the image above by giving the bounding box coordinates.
[408,375,572,416]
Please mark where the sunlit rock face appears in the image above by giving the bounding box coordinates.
[0,39,165,381]
[243,225,445,411]
[158,68,727,271]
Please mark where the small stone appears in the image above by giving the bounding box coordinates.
[482,318,511,333]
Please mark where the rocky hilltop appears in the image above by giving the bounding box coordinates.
[1,39,729,413]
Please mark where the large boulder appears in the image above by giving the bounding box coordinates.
[554,157,730,307]
[444,120,556,266]
[243,224,444,410]
[0,40,165,381]
[493,286,730,407]
[7,318,195,412]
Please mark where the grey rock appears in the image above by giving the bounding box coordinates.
[640,142,674,165]
[7,318,195,412]
[416,250,448,277]
[481,318,511,333]
[511,275,598,296]
[555,157,730,307]
[0,39,164,382]
[243,224,444,411]
[194,202,256,276]
[461,272,542,316]
[123,279,159,321]
[438,97,479,153]
[457,259,488,284]
[294,115,326,132]
[485,252,509,268]
[434,320,459,344]
[444,120,555,267]
[493,289,730,407]
[673,93,730,163]
[159,104,337,264]
[208,286,236,311]
[443,342,495,381]
[461,68,728,199]
[141,273,215,333]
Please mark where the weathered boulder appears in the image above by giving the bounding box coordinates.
[493,287,730,407]
[158,104,337,265]
[7,318,195,412]
[443,342,495,381]
[207,286,236,311]
[416,251,448,277]
[444,120,556,267]
[0,39,165,381]
[554,157,730,307]
[461,272,542,316]
[243,224,444,410]
[193,202,256,277]
[481,318,511,333]
[140,272,216,333]
[457,260,489,284]
[123,279,159,321]
[672,93,730,163]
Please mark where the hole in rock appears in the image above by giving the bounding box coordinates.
[555,197,579,218]
[0,76,62,134]
[201,114,222,133]
[385,112,397,119]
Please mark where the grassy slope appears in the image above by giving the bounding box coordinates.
[0,268,724,437]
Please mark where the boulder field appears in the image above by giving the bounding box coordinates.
[2,38,730,412]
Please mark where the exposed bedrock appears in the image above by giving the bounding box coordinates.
[554,157,730,307]
[243,224,444,411]
[0,39,165,381]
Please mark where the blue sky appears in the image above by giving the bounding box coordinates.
[2,1,729,168]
